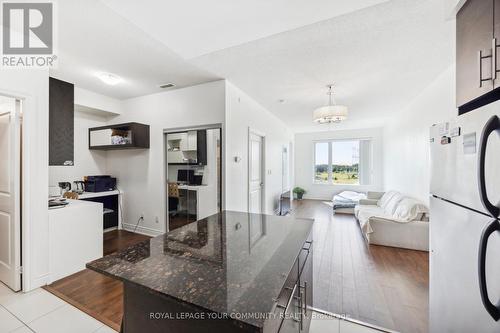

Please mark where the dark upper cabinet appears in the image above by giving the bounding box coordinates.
[196,130,207,166]
[49,77,74,166]
[495,0,500,90]
[456,0,494,108]
[88,122,150,150]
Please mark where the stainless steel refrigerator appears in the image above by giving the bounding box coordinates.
[430,101,500,332]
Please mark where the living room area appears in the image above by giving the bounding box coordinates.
[284,3,457,328]
[1,0,483,333]
[290,123,435,333]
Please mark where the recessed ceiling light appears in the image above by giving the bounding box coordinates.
[97,72,122,85]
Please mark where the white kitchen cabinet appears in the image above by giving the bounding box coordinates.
[167,132,196,152]
[167,151,184,163]
[186,131,197,151]
[48,200,103,283]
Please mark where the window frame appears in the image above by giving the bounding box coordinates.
[312,138,372,186]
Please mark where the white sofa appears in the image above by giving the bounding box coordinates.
[354,191,429,251]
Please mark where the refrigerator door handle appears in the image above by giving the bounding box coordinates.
[478,115,500,218]
[478,219,500,321]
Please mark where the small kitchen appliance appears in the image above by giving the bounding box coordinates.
[84,175,117,192]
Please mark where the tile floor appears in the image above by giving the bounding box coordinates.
[1,282,386,333]
[309,312,388,333]
[0,283,117,333]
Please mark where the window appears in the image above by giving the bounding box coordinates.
[314,139,372,185]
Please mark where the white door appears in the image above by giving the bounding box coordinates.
[249,132,264,214]
[0,97,21,291]
[282,144,290,192]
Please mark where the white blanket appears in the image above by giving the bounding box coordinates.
[333,191,366,203]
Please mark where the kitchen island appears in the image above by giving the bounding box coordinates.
[87,211,314,333]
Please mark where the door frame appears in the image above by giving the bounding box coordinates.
[247,127,265,214]
[0,92,25,291]
[163,123,224,233]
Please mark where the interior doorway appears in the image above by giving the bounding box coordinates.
[0,95,22,291]
[164,125,223,231]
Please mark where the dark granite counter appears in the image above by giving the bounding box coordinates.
[87,211,314,331]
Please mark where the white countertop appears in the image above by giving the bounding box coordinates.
[49,198,101,210]
[48,190,121,202]
[177,185,209,191]
[78,190,121,199]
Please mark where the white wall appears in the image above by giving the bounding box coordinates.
[0,69,49,291]
[383,66,456,204]
[225,82,294,214]
[106,79,291,233]
[294,128,384,200]
[49,87,122,194]
[106,80,226,235]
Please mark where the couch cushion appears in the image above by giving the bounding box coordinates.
[378,191,399,209]
[383,192,405,215]
[356,205,386,223]
[392,198,429,222]
[356,205,393,235]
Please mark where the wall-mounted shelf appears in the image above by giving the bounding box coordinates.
[89,122,150,150]
[75,104,120,118]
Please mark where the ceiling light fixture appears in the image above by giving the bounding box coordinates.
[313,84,348,124]
[97,72,123,85]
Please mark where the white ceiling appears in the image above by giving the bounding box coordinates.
[53,0,454,132]
[191,0,455,132]
[49,0,219,99]
[101,0,389,59]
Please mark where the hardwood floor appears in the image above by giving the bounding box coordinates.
[168,213,197,231]
[44,230,151,331]
[291,200,429,333]
[103,229,151,256]
[45,204,428,333]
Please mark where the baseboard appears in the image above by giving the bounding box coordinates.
[29,273,50,291]
[301,196,332,201]
[121,223,163,237]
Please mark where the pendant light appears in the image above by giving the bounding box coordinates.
[313,84,348,124]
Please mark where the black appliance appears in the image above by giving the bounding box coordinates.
[177,169,194,184]
[84,175,117,192]
[192,175,203,186]
[58,182,71,196]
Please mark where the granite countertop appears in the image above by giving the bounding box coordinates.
[87,210,313,329]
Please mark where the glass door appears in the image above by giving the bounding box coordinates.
[165,127,222,231]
